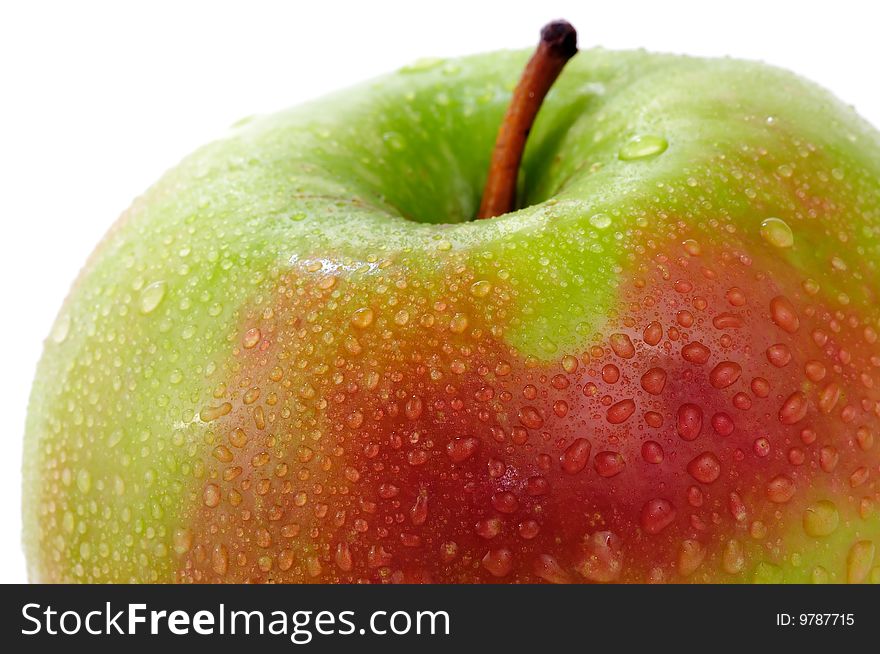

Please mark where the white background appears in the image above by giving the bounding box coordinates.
[1,0,878,583]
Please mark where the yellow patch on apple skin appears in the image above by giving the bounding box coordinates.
[176,226,880,584]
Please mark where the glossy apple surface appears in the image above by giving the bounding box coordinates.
[24,48,880,583]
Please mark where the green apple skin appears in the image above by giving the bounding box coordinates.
[23,48,880,583]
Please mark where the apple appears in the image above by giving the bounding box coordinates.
[23,20,880,584]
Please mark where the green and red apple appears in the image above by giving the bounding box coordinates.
[23,25,880,583]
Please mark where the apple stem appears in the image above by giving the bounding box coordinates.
[477,20,578,220]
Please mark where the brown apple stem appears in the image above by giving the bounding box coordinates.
[477,20,578,220]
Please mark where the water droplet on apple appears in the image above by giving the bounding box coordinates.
[642,440,664,464]
[606,398,635,424]
[518,520,540,540]
[107,430,123,448]
[491,491,519,514]
[203,483,221,508]
[76,469,91,493]
[713,312,743,329]
[211,544,229,575]
[51,313,71,343]
[410,492,428,526]
[139,280,167,314]
[676,403,703,440]
[560,438,592,474]
[804,360,826,382]
[470,280,492,297]
[601,364,620,384]
[769,295,799,333]
[242,327,261,349]
[643,321,663,346]
[351,307,375,329]
[513,404,542,430]
[681,341,711,364]
[533,554,571,584]
[682,239,702,256]
[856,426,874,452]
[687,452,721,484]
[753,437,771,457]
[446,436,479,463]
[803,500,839,537]
[817,382,840,414]
[609,333,635,358]
[709,361,742,389]
[849,467,869,488]
[561,354,578,373]
[594,451,625,477]
[760,217,794,248]
[678,539,706,577]
[847,541,876,583]
[576,531,623,581]
[640,367,667,395]
[766,475,795,503]
[475,517,502,540]
[482,547,513,577]
[779,391,808,425]
[711,412,735,436]
[618,135,668,161]
[726,287,747,306]
[640,498,676,534]
[172,528,192,555]
[766,343,792,367]
[722,539,745,574]
[589,213,612,229]
[449,313,469,334]
[333,542,353,572]
[728,492,747,522]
